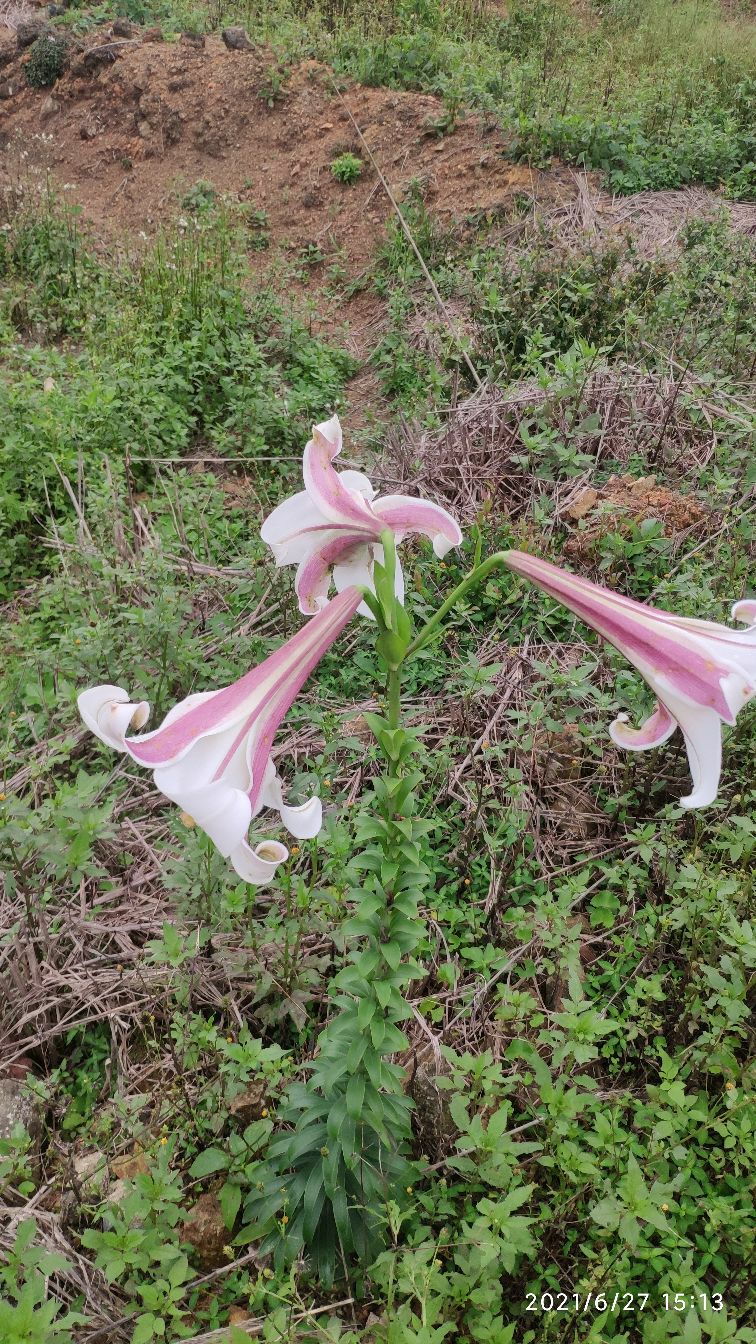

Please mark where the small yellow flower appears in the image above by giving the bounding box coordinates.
[661,1203,669,1212]
[226,1036,234,1044]
[261,1108,269,1118]
[263,1267,273,1279]
[725,1081,735,1091]
[434,1258,442,1269]
[280,1215,289,1225]
[406,1186,413,1195]
[323,778,331,787]
[481,739,490,749]
[439,562,446,569]
[290,846,300,856]
[75,638,81,645]
[0,793,5,802]
[160,1136,168,1146]
[179,811,196,828]
[464,878,471,887]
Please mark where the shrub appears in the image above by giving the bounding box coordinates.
[24,34,67,88]
[331,151,364,184]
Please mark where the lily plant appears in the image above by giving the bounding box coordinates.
[77,413,753,1283]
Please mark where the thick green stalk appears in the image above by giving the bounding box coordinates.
[407,551,512,658]
[387,666,402,732]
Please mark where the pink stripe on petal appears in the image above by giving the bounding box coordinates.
[295,535,366,615]
[244,588,361,813]
[505,551,736,722]
[126,587,362,767]
[303,419,382,534]
[372,495,463,555]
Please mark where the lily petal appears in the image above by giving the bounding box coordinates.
[339,470,377,501]
[609,701,677,751]
[230,839,289,885]
[294,536,364,616]
[302,416,380,534]
[260,490,330,565]
[673,702,723,810]
[372,493,463,557]
[77,685,150,751]
[158,776,253,859]
[732,599,756,626]
[261,765,322,839]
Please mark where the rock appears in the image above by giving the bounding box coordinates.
[82,43,121,71]
[229,1307,254,1327]
[181,30,205,48]
[141,25,163,42]
[0,1077,43,1143]
[221,26,253,51]
[47,4,67,15]
[564,486,599,521]
[16,19,47,49]
[111,1149,150,1180]
[181,1192,228,1268]
[228,1084,266,1127]
[74,1149,109,1196]
[39,94,59,123]
[0,40,15,69]
[111,17,133,36]
[0,80,17,99]
[137,119,151,138]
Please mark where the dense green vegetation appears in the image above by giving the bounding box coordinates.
[1,2,754,1342]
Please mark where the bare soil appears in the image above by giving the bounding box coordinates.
[0,29,574,254]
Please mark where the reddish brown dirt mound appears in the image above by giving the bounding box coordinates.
[563,474,711,560]
[0,26,574,259]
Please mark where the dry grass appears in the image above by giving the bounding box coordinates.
[0,0,34,30]
[382,368,735,529]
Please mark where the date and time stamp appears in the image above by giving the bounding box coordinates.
[525,1291,725,1315]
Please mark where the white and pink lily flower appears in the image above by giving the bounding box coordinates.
[77,587,362,884]
[261,414,462,618]
[505,550,756,809]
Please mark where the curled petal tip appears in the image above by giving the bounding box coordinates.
[609,702,676,752]
[78,685,150,751]
[311,414,342,454]
[732,599,756,627]
[230,839,289,885]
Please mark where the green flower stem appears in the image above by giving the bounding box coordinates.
[407,551,512,659]
[387,665,402,733]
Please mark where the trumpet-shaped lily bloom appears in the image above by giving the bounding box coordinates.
[504,550,756,809]
[78,587,362,884]
[261,414,462,617]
